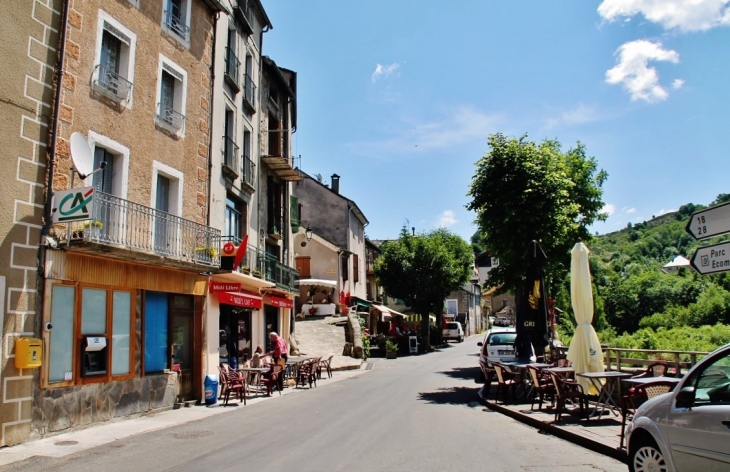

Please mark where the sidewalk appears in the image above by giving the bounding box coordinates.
[0,366,369,468]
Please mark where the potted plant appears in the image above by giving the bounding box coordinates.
[385,339,398,359]
[308,305,318,315]
[81,220,103,239]
[194,246,217,259]
[240,265,251,275]
[251,269,264,279]
[268,226,281,240]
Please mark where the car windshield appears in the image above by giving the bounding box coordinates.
[488,333,516,345]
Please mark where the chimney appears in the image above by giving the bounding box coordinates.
[331,173,340,194]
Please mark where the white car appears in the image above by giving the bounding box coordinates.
[443,321,464,343]
[478,327,517,365]
[626,343,730,472]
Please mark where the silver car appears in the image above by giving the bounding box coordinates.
[626,343,730,472]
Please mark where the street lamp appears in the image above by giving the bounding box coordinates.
[305,225,313,241]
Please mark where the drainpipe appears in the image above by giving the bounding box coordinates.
[255,24,270,253]
[37,0,71,334]
[205,11,219,229]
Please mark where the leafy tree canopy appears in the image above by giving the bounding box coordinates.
[374,227,473,347]
[467,133,608,295]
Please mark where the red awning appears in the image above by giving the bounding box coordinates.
[218,291,262,309]
[268,295,294,309]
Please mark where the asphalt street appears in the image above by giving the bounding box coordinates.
[4,337,627,472]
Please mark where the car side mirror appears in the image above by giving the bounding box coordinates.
[477,342,483,347]
[675,386,696,408]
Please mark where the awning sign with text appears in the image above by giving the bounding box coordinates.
[218,291,262,309]
[209,281,241,293]
[268,296,294,309]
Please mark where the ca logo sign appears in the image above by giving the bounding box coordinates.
[52,187,95,223]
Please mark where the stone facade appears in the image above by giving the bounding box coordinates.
[0,0,61,447]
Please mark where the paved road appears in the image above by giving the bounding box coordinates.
[5,337,626,472]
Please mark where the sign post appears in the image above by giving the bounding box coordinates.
[690,242,730,275]
[687,202,730,275]
[685,202,730,240]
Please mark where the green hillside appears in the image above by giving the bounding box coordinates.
[554,195,730,352]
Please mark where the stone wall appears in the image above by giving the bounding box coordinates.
[31,372,178,437]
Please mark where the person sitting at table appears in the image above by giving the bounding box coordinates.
[251,346,263,367]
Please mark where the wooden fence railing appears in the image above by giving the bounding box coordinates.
[555,346,710,376]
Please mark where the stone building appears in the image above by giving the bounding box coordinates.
[17,0,224,444]
[0,0,62,447]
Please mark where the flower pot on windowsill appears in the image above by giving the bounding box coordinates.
[268,226,282,241]
[252,270,264,279]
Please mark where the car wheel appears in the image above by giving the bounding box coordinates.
[458,337,463,343]
[629,436,668,472]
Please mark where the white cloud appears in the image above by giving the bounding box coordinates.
[437,210,457,228]
[348,105,503,155]
[371,63,401,83]
[602,203,617,216]
[626,207,637,213]
[656,208,677,216]
[605,40,680,102]
[598,0,730,33]
[543,104,601,128]
[672,78,685,89]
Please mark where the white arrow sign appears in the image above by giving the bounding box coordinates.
[690,242,730,275]
[686,202,730,240]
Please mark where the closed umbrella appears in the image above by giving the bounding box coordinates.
[566,242,604,394]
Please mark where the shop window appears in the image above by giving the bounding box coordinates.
[144,291,169,373]
[44,284,134,387]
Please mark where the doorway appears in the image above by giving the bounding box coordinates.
[264,305,279,352]
[171,295,194,401]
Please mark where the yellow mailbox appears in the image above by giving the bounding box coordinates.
[15,337,42,369]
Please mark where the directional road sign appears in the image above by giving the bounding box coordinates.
[686,202,730,240]
[690,241,730,275]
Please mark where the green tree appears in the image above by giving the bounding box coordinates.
[467,133,607,300]
[375,227,473,349]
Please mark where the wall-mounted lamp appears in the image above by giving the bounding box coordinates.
[305,225,313,241]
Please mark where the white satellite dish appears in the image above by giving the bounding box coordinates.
[316,173,323,183]
[69,132,94,177]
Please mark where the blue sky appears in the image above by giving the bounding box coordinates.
[261,0,730,243]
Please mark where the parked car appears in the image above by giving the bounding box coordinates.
[478,327,517,364]
[625,342,730,472]
[443,321,464,343]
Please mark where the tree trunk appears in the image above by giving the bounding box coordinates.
[435,309,444,347]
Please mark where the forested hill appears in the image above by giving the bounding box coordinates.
[556,195,730,352]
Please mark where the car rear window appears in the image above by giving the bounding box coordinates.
[446,323,457,329]
[488,333,516,345]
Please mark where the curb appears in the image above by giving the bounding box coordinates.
[482,399,628,464]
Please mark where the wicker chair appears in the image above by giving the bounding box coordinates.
[632,361,669,379]
[620,380,676,448]
[260,364,285,396]
[526,365,555,411]
[218,364,247,406]
[478,360,495,399]
[296,359,318,389]
[493,363,519,404]
[548,370,587,421]
[319,355,334,379]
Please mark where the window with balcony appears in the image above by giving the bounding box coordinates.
[242,129,254,188]
[243,54,256,112]
[225,196,246,244]
[267,114,281,157]
[93,11,136,105]
[155,56,187,136]
[162,0,191,44]
[222,109,239,182]
[151,162,183,256]
[267,176,282,235]
[225,29,240,92]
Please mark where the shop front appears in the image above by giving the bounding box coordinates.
[262,290,295,351]
[37,250,207,437]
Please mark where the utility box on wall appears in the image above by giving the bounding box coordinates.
[15,337,42,369]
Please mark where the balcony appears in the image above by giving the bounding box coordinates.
[224,47,240,92]
[242,74,256,112]
[261,139,302,182]
[92,65,133,103]
[241,150,255,191]
[222,136,240,184]
[234,0,254,35]
[156,102,185,133]
[222,239,299,293]
[62,191,220,269]
[165,9,190,41]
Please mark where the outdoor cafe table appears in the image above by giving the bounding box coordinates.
[238,367,269,397]
[621,376,682,388]
[545,366,575,378]
[576,371,633,419]
[500,362,554,399]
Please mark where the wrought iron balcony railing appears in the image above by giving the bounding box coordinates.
[66,191,220,266]
[165,9,190,40]
[243,74,256,111]
[234,0,254,34]
[157,103,185,131]
[92,65,133,103]
[225,47,240,90]
[222,136,240,180]
[219,237,299,292]
[242,151,255,188]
